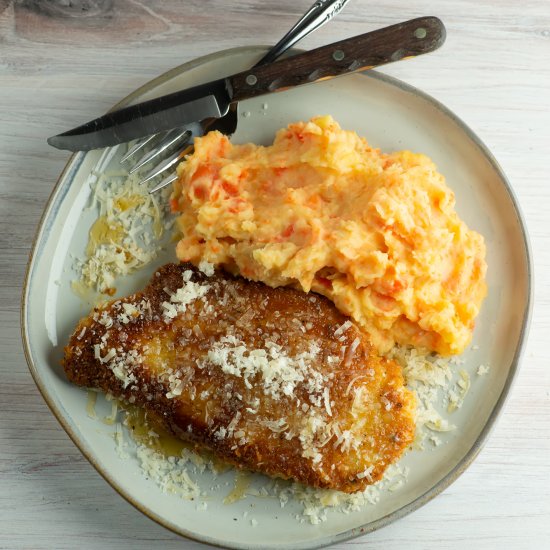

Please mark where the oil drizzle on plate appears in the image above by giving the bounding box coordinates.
[86,390,97,419]
[224,471,252,504]
[124,405,191,457]
[123,404,234,474]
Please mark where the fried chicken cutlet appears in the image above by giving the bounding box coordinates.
[63,263,415,493]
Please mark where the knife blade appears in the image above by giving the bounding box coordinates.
[47,80,232,152]
[48,16,446,152]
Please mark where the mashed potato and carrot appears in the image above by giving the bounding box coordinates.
[171,116,486,356]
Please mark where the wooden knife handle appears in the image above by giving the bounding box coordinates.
[229,16,446,102]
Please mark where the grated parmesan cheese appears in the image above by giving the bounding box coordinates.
[356,466,374,480]
[388,346,460,449]
[136,445,201,499]
[447,370,471,412]
[198,260,215,276]
[161,274,210,322]
[73,168,174,295]
[477,364,490,376]
[204,336,323,402]
[333,320,352,338]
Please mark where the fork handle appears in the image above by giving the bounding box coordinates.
[255,0,352,66]
[230,17,445,101]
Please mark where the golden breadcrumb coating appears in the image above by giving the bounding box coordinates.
[64,263,415,493]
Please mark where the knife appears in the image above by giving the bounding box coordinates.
[48,16,446,152]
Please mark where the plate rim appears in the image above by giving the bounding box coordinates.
[21,45,534,549]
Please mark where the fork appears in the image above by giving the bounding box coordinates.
[120,0,351,193]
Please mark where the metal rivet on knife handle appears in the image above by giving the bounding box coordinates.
[308,69,322,82]
[245,74,258,86]
[228,17,446,104]
[414,27,427,39]
[390,48,406,61]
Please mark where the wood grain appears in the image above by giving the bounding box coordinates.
[1,0,550,549]
[230,17,446,100]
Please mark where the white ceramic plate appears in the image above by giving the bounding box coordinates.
[22,47,532,549]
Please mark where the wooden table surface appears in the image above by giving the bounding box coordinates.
[1,0,549,548]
